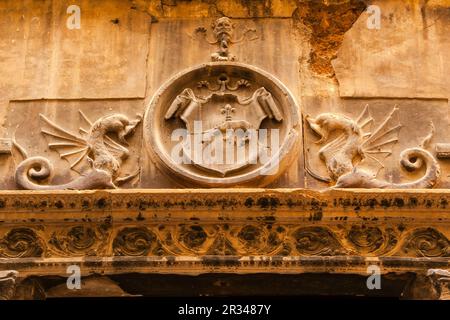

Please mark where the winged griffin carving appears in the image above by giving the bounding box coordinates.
[305,105,440,188]
[14,111,141,190]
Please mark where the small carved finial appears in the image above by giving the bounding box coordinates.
[211,17,236,62]
[192,17,257,62]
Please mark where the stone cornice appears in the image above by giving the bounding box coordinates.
[0,189,448,277]
[1,188,450,215]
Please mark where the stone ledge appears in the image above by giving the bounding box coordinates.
[1,256,449,278]
[0,189,448,278]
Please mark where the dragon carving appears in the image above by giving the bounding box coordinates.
[15,111,141,190]
[305,105,440,189]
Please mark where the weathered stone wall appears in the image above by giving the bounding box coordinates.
[1,1,450,300]
[0,0,449,190]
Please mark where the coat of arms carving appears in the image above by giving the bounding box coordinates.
[144,63,301,187]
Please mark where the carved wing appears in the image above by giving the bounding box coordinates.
[358,106,402,175]
[39,113,90,173]
[315,133,348,168]
[78,111,131,162]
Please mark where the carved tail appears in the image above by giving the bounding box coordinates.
[15,156,116,190]
[333,147,440,189]
[391,148,441,189]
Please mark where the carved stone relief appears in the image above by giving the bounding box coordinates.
[0,17,448,191]
[144,62,301,187]
[192,16,258,62]
[14,112,141,190]
[0,270,18,300]
[0,221,448,259]
[305,105,440,188]
[0,1,449,300]
[303,98,449,189]
[427,269,450,300]
[4,100,143,190]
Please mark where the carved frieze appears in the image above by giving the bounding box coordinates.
[0,224,447,259]
[4,17,448,190]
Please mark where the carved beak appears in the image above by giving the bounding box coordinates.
[305,116,327,144]
[118,131,129,145]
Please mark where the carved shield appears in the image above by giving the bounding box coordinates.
[166,86,283,176]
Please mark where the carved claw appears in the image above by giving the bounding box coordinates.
[114,169,140,185]
[108,181,118,189]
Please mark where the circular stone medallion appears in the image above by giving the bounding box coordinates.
[144,62,301,187]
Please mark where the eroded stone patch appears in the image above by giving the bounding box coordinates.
[293,0,367,77]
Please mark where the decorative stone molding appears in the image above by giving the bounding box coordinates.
[427,269,450,300]
[0,270,18,300]
[0,189,448,277]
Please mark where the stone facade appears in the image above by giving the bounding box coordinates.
[0,0,449,299]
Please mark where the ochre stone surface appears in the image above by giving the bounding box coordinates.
[0,0,449,299]
[0,0,149,100]
[334,0,450,98]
